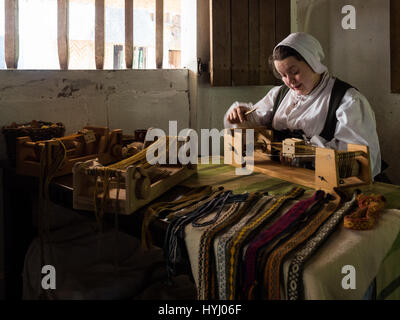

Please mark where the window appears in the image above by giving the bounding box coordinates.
[164,0,181,68]
[18,0,59,69]
[1,0,183,70]
[105,0,125,69]
[134,0,156,69]
[69,0,96,69]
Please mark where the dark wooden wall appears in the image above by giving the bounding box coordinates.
[210,0,291,86]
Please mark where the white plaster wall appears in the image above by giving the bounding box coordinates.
[295,0,400,184]
[196,83,273,130]
[0,69,190,159]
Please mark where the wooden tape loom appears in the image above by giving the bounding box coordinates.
[16,126,124,177]
[73,136,197,216]
[225,127,372,192]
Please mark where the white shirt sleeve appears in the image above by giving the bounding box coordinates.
[223,86,282,129]
[311,88,381,178]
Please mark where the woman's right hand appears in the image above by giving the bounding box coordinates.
[226,105,250,124]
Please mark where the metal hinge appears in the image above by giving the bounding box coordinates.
[197,58,209,76]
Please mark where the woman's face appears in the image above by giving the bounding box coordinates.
[274,56,321,95]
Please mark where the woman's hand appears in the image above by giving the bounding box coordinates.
[226,105,250,124]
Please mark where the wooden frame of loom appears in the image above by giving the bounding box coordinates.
[72,137,197,215]
[224,128,372,192]
[15,126,124,177]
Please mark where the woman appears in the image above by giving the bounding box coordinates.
[224,32,381,178]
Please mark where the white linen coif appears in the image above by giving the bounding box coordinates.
[274,32,328,74]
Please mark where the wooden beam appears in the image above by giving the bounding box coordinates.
[210,0,231,86]
[95,0,105,69]
[156,0,163,69]
[4,0,18,69]
[125,0,133,68]
[391,0,400,93]
[248,0,260,85]
[58,0,69,70]
[259,0,276,85]
[231,0,249,86]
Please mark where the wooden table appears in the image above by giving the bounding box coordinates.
[2,160,400,299]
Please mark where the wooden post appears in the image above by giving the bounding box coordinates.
[347,144,372,186]
[125,0,134,68]
[315,148,339,191]
[4,0,18,69]
[156,0,163,69]
[95,0,105,69]
[58,0,69,70]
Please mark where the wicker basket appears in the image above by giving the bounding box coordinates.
[2,120,65,166]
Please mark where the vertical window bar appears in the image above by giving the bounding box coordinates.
[125,0,133,68]
[58,0,69,70]
[4,0,18,69]
[156,0,163,68]
[95,0,105,69]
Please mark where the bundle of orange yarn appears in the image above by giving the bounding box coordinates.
[343,194,386,230]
